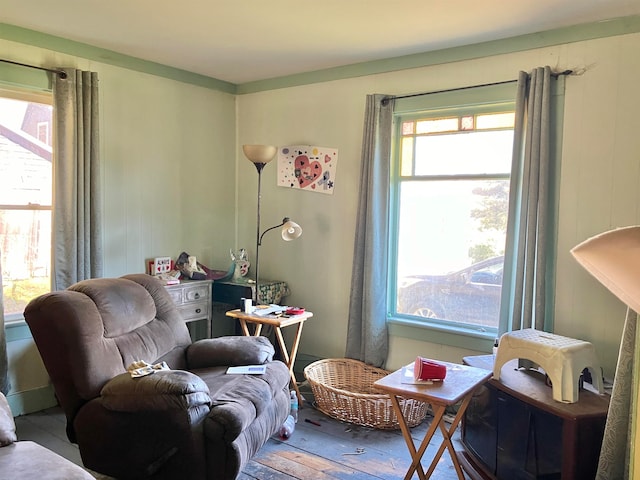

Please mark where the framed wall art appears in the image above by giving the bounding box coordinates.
[277,145,338,195]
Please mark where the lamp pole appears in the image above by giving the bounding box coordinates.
[242,145,299,306]
[253,162,266,305]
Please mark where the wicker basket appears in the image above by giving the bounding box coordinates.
[303,358,428,430]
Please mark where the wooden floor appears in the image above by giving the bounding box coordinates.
[15,396,466,480]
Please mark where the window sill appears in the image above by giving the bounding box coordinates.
[4,318,33,342]
[387,317,495,353]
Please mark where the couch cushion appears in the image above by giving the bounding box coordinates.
[187,336,275,368]
[196,361,290,442]
[69,277,161,337]
[0,442,95,479]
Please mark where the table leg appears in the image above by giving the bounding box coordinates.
[424,394,473,480]
[238,319,251,336]
[388,394,431,480]
[239,319,263,336]
[273,322,305,406]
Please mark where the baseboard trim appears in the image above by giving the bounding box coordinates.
[7,384,57,416]
[294,353,323,381]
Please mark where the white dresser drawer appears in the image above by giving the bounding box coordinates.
[164,280,212,337]
[183,284,210,302]
[177,301,209,321]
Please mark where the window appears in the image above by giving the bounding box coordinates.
[389,84,516,338]
[0,90,53,321]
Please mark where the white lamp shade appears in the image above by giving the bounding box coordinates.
[281,220,302,241]
[243,145,277,164]
[571,225,640,313]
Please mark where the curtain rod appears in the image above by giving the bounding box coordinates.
[381,69,573,106]
[0,59,67,79]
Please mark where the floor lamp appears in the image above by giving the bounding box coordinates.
[571,226,640,479]
[243,145,302,304]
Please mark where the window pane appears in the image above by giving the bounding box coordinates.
[395,179,508,328]
[416,117,458,134]
[414,130,513,176]
[0,156,52,205]
[476,112,515,130]
[461,115,474,131]
[0,209,52,316]
[402,121,414,135]
[0,97,52,206]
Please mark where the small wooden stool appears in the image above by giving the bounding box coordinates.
[493,328,604,403]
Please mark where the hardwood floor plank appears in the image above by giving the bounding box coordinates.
[252,450,343,480]
[240,459,298,480]
[260,441,383,480]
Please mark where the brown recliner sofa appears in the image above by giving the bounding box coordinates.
[24,274,291,480]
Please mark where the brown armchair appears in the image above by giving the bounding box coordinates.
[24,274,291,480]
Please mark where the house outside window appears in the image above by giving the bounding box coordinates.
[36,121,49,144]
[0,91,53,321]
[389,84,516,340]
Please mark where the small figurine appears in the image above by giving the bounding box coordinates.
[175,252,207,280]
[230,248,250,282]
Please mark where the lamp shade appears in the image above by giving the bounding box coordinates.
[571,225,640,313]
[281,220,302,241]
[242,145,277,164]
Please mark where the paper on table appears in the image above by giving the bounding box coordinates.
[252,304,287,316]
[226,365,267,375]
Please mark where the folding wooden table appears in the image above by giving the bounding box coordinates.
[225,309,313,405]
[374,360,491,480]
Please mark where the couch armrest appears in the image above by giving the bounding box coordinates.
[100,370,211,412]
[186,336,275,369]
[0,393,17,446]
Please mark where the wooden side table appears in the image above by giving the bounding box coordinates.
[225,309,313,405]
[374,361,492,480]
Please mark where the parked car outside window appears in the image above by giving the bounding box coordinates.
[397,256,504,328]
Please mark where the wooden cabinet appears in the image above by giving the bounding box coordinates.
[460,355,609,480]
[164,280,212,337]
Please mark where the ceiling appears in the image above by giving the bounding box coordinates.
[2,1,640,85]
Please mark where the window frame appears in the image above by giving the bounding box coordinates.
[0,86,54,323]
[386,83,518,351]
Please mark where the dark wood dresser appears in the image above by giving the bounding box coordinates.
[460,354,609,480]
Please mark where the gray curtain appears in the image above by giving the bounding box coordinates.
[345,94,393,367]
[53,69,103,290]
[0,255,9,394]
[595,307,635,480]
[500,66,553,332]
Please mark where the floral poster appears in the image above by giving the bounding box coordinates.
[277,145,338,194]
